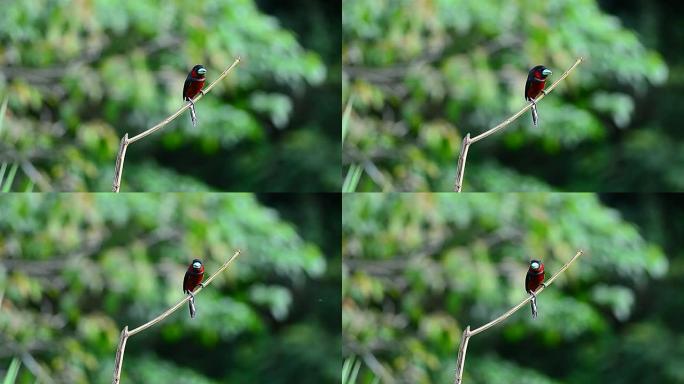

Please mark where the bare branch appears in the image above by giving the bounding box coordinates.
[111,250,241,384]
[453,325,470,384]
[111,326,129,384]
[453,57,584,192]
[454,250,584,383]
[112,133,128,192]
[111,57,241,192]
[454,133,471,192]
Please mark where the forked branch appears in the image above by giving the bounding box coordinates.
[454,250,584,384]
[112,250,241,384]
[112,57,241,192]
[453,57,584,192]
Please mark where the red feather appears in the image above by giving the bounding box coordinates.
[524,65,551,127]
[183,260,205,294]
[525,261,545,293]
[183,65,207,128]
[525,260,545,319]
[183,259,205,319]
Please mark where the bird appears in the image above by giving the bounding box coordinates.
[525,259,546,319]
[183,259,205,318]
[524,65,552,127]
[182,65,207,128]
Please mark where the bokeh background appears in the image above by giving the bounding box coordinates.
[0,193,340,383]
[342,0,680,191]
[342,193,683,383]
[0,0,340,192]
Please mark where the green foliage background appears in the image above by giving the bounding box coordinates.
[0,0,340,192]
[0,193,340,383]
[342,193,684,383]
[342,0,676,191]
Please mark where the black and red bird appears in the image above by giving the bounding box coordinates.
[525,259,546,319]
[524,65,552,127]
[182,65,207,128]
[183,259,205,318]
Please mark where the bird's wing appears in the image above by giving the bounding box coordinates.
[183,78,190,100]
[524,75,531,100]
[183,271,189,293]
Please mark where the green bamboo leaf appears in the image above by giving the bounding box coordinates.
[1,163,18,192]
[0,96,7,136]
[3,358,21,384]
[342,164,363,192]
[342,95,354,145]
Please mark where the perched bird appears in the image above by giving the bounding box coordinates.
[524,65,552,126]
[525,259,546,319]
[183,259,205,318]
[182,65,207,128]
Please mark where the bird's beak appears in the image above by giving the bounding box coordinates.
[542,69,552,77]
[193,262,202,269]
[197,68,207,75]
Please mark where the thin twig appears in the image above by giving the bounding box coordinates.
[111,326,129,384]
[453,57,584,192]
[453,133,471,192]
[20,160,53,191]
[454,250,584,384]
[111,250,241,384]
[453,325,470,384]
[362,351,396,384]
[112,133,128,192]
[111,57,241,192]
[21,351,54,384]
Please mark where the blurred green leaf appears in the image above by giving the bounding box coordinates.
[343,0,670,191]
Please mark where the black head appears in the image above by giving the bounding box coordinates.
[191,259,203,270]
[191,65,207,77]
[529,259,542,270]
[529,65,552,79]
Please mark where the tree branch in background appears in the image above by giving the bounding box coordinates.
[112,57,241,192]
[453,57,584,192]
[454,250,585,384]
[111,250,241,384]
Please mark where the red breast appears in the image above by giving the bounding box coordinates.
[525,260,545,293]
[183,259,205,292]
[185,79,206,100]
[526,79,546,100]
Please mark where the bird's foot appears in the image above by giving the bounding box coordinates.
[198,282,205,289]
[199,89,205,96]
[540,89,548,96]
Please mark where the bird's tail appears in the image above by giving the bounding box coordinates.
[531,102,539,127]
[530,293,538,319]
[186,98,198,128]
[188,294,197,319]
